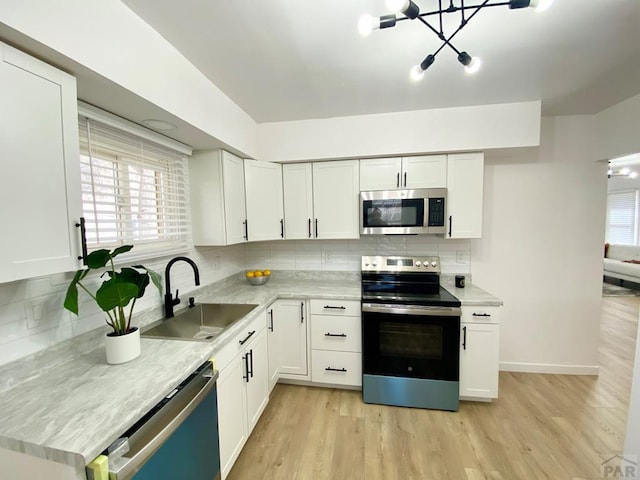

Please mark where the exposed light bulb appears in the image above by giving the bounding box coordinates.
[530,0,554,12]
[464,57,482,74]
[386,0,409,14]
[621,167,631,175]
[358,14,377,36]
[410,65,425,81]
[630,171,639,179]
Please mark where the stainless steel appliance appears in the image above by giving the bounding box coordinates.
[361,255,461,411]
[360,188,447,235]
[103,361,220,480]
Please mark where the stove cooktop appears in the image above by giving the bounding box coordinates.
[362,286,461,308]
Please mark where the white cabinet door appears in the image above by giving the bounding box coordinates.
[266,306,280,392]
[359,157,402,191]
[217,356,248,479]
[312,160,360,239]
[244,160,284,242]
[273,299,308,376]
[282,163,314,239]
[460,322,500,399]
[190,150,247,246]
[222,152,248,245]
[446,152,484,239]
[402,155,447,189]
[0,42,81,283]
[245,328,269,432]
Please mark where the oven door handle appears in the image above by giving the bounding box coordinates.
[362,303,461,316]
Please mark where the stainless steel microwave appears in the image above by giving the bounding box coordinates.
[360,188,447,235]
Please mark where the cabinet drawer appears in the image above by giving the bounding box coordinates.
[215,310,266,371]
[311,350,362,386]
[310,299,360,316]
[311,315,361,352]
[461,306,500,324]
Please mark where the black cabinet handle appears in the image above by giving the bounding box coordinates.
[249,349,254,378]
[239,330,256,345]
[324,332,347,337]
[403,172,407,187]
[268,309,274,332]
[243,219,249,240]
[325,367,347,372]
[462,326,467,350]
[300,302,304,323]
[243,354,250,382]
[75,217,88,265]
[396,172,400,188]
[448,215,452,238]
[323,305,346,310]
[308,218,312,238]
[315,218,318,238]
[472,313,491,317]
[280,218,284,238]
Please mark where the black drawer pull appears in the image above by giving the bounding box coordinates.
[239,330,256,345]
[323,305,346,310]
[325,332,347,337]
[325,367,347,372]
[472,313,491,317]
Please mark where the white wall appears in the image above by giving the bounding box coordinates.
[258,101,541,162]
[595,93,640,162]
[471,116,606,374]
[0,0,259,158]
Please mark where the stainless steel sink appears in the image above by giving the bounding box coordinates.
[141,303,259,341]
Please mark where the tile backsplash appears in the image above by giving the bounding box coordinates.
[0,236,470,366]
[245,236,471,273]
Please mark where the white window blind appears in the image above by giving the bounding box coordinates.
[78,116,191,260]
[606,190,638,245]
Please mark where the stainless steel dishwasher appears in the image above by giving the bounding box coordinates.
[101,361,220,480]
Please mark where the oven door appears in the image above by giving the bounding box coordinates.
[361,304,460,382]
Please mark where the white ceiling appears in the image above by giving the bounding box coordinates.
[123,0,640,123]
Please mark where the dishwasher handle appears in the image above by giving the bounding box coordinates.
[106,362,218,480]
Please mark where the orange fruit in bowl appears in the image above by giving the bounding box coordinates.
[264,270,271,276]
[246,271,254,278]
[254,270,263,277]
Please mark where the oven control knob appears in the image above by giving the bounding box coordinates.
[372,261,378,267]
[415,261,421,267]
[431,261,438,267]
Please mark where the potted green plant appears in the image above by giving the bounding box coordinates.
[64,245,162,364]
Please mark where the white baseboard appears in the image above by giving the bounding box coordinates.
[500,362,600,375]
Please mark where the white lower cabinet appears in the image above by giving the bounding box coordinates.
[310,299,362,387]
[267,299,309,392]
[217,326,268,479]
[459,306,500,400]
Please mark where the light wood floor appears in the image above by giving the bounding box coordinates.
[228,295,639,480]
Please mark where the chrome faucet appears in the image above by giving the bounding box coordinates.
[164,256,200,318]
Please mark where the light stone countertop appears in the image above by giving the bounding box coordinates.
[0,270,500,478]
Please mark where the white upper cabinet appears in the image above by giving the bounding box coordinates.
[244,160,284,242]
[360,155,447,191]
[0,42,81,283]
[446,152,484,239]
[190,150,247,245]
[282,163,314,240]
[312,160,360,239]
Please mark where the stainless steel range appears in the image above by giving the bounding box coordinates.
[361,255,461,411]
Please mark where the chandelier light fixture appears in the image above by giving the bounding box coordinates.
[359,0,554,80]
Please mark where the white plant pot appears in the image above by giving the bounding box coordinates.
[105,327,141,365]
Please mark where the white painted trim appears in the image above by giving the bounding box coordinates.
[78,101,193,155]
[500,362,600,375]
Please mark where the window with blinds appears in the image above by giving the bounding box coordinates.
[78,116,191,260]
[606,190,638,245]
